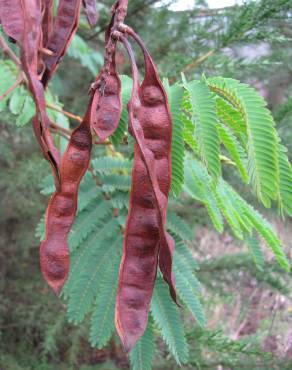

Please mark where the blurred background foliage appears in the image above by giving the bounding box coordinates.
[0,0,292,369]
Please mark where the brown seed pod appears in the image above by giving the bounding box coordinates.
[90,61,122,142]
[82,0,98,27]
[115,34,176,352]
[41,0,54,46]
[42,0,82,87]
[40,106,92,295]
[126,28,176,305]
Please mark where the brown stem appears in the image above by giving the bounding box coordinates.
[181,49,215,74]
[46,102,83,123]
[0,75,24,101]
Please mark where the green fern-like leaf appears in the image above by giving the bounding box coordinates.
[167,212,193,241]
[217,121,249,183]
[130,319,154,370]
[278,144,292,217]
[184,80,221,179]
[164,81,185,196]
[175,267,206,328]
[182,112,198,152]
[245,235,265,271]
[184,157,224,233]
[67,235,121,324]
[92,156,132,174]
[214,96,246,135]
[223,181,290,271]
[89,241,121,348]
[100,174,131,193]
[77,174,101,212]
[175,241,199,271]
[68,200,112,251]
[208,77,279,207]
[174,247,202,293]
[151,278,189,364]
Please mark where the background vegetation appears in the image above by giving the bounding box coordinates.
[0,0,292,369]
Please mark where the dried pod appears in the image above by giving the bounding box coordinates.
[42,0,82,86]
[115,34,176,352]
[40,107,92,294]
[0,0,23,43]
[41,0,54,46]
[128,28,176,303]
[82,0,98,27]
[0,0,61,187]
[90,62,122,141]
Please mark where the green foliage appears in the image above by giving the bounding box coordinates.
[184,79,221,179]
[0,60,35,126]
[245,235,265,271]
[151,278,189,364]
[164,80,185,196]
[129,320,154,370]
[89,247,121,349]
[67,34,103,76]
[1,1,292,369]
[208,77,280,208]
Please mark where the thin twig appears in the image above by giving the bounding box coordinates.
[181,49,215,74]
[46,102,83,123]
[0,75,24,101]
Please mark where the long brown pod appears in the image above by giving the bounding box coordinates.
[42,0,82,87]
[115,34,177,352]
[115,36,160,352]
[20,0,61,188]
[123,26,177,304]
[40,104,92,295]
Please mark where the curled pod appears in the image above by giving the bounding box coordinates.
[20,0,61,188]
[42,0,82,87]
[40,106,92,294]
[82,0,98,27]
[124,26,176,303]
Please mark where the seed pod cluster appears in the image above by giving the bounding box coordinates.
[115,32,177,351]
[1,0,177,351]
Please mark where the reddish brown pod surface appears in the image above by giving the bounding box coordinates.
[89,0,126,141]
[42,0,82,86]
[41,0,54,46]
[19,0,61,188]
[0,0,23,43]
[82,0,98,27]
[90,61,122,141]
[115,34,176,352]
[0,0,61,187]
[115,36,160,352]
[128,29,177,303]
[40,107,92,295]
